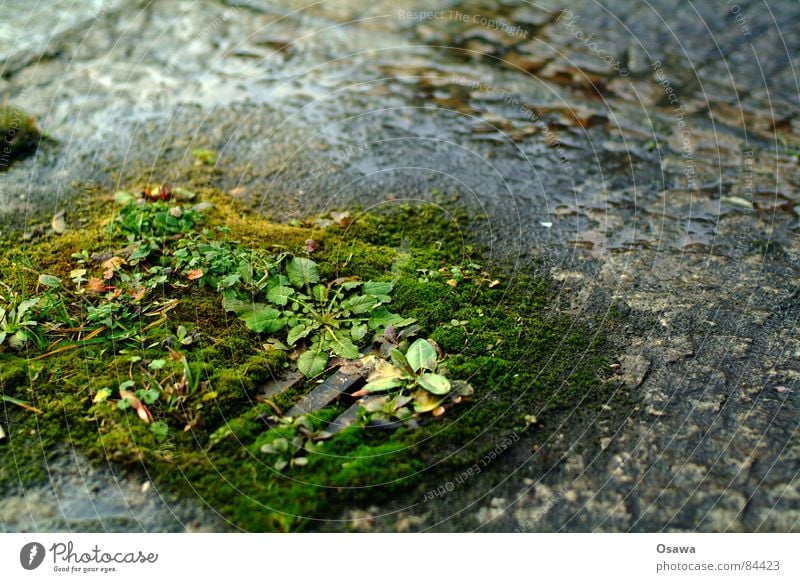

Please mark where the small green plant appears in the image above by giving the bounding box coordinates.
[257,415,321,471]
[0,291,42,350]
[223,257,414,377]
[354,338,460,415]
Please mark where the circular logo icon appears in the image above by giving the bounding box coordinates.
[20,542,46,570]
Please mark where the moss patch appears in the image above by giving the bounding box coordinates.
[0,185,618,531]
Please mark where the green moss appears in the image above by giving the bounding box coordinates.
[0,353,28,394]
[0,184,620,531]
[0,105,41,169]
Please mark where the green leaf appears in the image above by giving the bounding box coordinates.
[368,307,403,331]
[362,377,404,393]
[242,306,284,334]
[311,284,327,302]
[350,324,368,341]
[0,331,6,345]
[287,323,313,345]
[221,273,241,288]
[342,294,379,314]
[223,297,285,334]
[92,388,112,404]
[38,274,62,288]
[267,284,294,306]
[16,298,40,319]
[222,296,247,313]
[150,421,170,438]
[286,258,320,288]
[390,348,414,376]
[298,347,328,378]
[148,359,167,370]
[136,387,160,405]
[362,281,392,296]
[406,338,438,372]
[417,373,451,395]
[328,330,359,359]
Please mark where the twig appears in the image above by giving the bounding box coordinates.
[1,394,43,414]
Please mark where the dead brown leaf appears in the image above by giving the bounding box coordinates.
[119,389,153,424]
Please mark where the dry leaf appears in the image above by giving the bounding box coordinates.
[187,269,204,280]
[144,184,172,201]
[119,389,154,424]
[102,256,126,279]
[86,277,112,294]
[446,279,458,288]
[432,406,446,417]
[130,287,147,302]
[51,210,67,234]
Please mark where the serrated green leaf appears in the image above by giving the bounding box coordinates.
[267,284,294,306]
[362,281,392,296]
[311,284,327,302]
[417,373,451,395]
[242,306,284,333]
[406,338,438,372]
[287,323,313,345]
[286,258,320,288]
[327,330,359,359]
[221,273,241,288]
[367,307,403,331]
[342,294,379,314]
[297,347,328,378]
